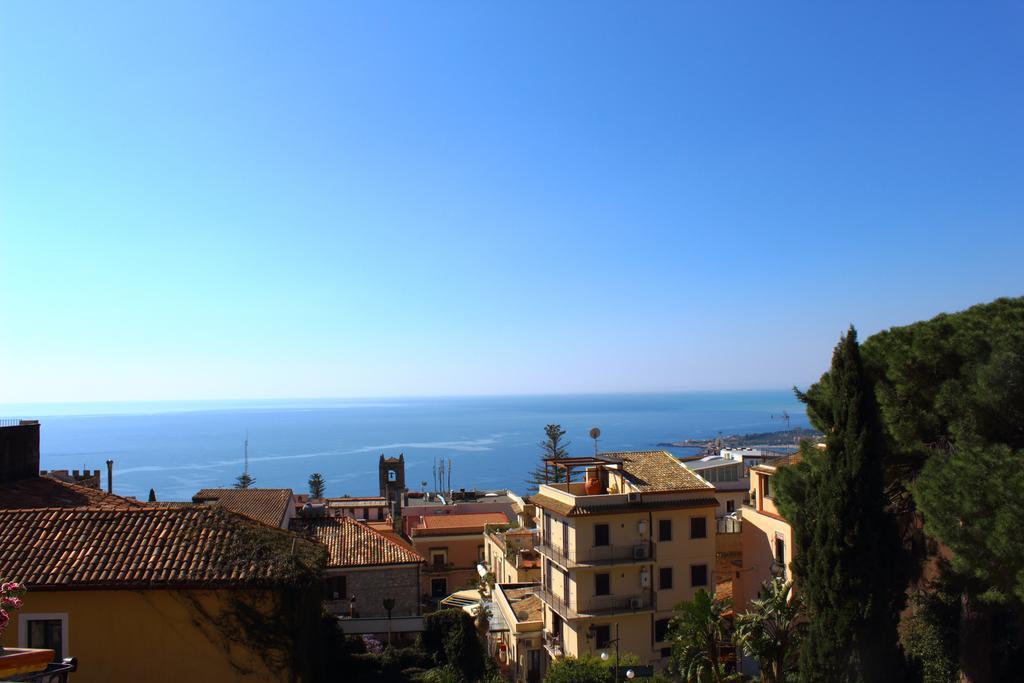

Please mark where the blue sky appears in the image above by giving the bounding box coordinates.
[1,2,1022,403]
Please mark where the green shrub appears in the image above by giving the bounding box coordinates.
[418,609,487,680]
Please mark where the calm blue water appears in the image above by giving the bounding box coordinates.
[0,392,808,501]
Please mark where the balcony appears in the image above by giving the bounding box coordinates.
[0,649,77,683]
[542,631,564,659]
[716,516,742,534]
[538,483,715,514]
[536,540,655,568]
[537,586,653,620]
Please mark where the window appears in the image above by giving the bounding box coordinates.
[691,564,708,587]
[477,545,485,562]
[552,612,563,639]
[726,500,735,514]
[594,524,609,547]
[431,578,448,598]
[762,475,771,499]
[690,516,707,539]
[659,567,673,590]
[324,575,347,600]
[19,614,67,661]
[430,549,448,570]
[593,624,611,649]
[654,618,671,642]
[388,470,397,481]
[658,519,672,542]
[595,573,611,596]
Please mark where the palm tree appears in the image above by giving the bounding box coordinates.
[734,579,805,683]
[668,589,733,683]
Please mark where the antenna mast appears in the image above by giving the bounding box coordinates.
[244,430,249,476]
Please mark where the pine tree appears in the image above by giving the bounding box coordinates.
[527,424,570,490]
[912,443,1024,683]
[308,472,326,499]
[234,472,255,489]
[147,488,157,502]
[776,327,907,683]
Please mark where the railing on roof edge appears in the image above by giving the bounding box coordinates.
[4,657,78,682]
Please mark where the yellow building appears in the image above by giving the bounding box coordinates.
[484,526,541,585]
[492,583,546,683]
[0,505,325,683]
[408,511,510,604]
[733,453,800,611]
[531,451,718,669]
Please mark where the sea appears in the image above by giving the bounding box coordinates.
[0,391,809,502]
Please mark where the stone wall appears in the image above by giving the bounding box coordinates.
[329,565,420,618]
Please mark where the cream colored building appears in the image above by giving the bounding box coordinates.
[733,453,800,611]
[531,451,718,669]
[492,583,546,683]
[484,526,541,585]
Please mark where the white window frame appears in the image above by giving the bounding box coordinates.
[18,612,69,659]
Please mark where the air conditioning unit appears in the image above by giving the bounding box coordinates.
[633,544,648,560]
[629,597,643,609]
[627,492,641,503]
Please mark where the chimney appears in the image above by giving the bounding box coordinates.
[106,459,114,494]
[1,420,41,484]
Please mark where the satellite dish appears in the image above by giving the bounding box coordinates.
[589,427,601,440]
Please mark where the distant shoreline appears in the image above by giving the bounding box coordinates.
[658,427,821,450]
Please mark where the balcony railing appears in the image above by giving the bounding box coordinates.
[716,517,742,534]
[536,540,655,568]
[4,658,78,683]
[542,630,564,658]
[538,586,653,619]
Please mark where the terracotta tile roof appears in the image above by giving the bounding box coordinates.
[753,451,803,472]
[0,506,323,590]
[0,477,147,510]
[531,492,718,518]
[604,451,714,492]
[291,516,424,568]
[193,488,293,527]
[413,512,509,535]
[366,521,419,552]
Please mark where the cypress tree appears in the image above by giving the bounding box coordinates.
[776,327,907,682]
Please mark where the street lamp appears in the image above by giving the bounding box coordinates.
[591,623,623,683]
[383,597,396,646]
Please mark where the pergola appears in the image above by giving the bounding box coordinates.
[542,455,623,485]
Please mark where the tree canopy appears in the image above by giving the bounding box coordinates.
[527,424,571,490]
[781,297,1024,682]
[776,327,907,682]
[308,472,326,499]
